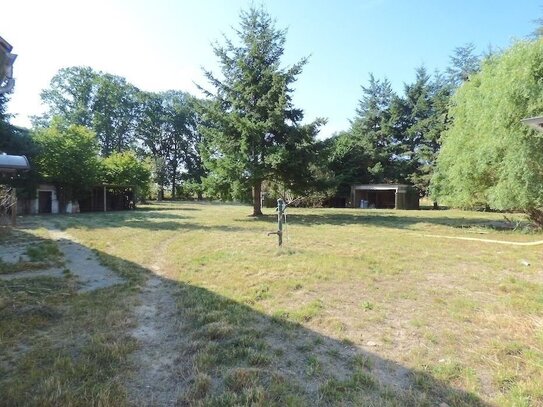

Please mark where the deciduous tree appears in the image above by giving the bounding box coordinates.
[102,151,151,198]
[39,67,140,156]
[33,118,100,203]
[432,39,543,226]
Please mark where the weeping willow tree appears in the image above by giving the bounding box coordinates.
[432,39,543,226]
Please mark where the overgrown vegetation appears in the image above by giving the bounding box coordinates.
[0,229,142,405]
[1,203,537,405]
[2,7,543,220]
[0,278,139,405]
[433,38,543,226]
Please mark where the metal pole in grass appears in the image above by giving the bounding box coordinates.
[268,198,285,247]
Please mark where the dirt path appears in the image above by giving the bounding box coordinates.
[1,228,124,292]
[48,229,124,291]
[126,236,190,406]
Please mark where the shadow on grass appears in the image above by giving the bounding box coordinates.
[137,201,202,211]
[32,210,247,233]
[0,228,492,406]
[238,210,516,232]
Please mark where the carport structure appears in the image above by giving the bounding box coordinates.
[0,154,30,226]
[350,184,419,210]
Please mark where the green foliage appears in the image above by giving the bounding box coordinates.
[0,95,41,197]
[332,75,398,194]
[136,91,205,199]
[32,118,101,199]
[39,67,139,156]
[101,151,151,197]
[394,66,453,196]
[38,66,97,127]
[325,70,446,199]
[0,94,37,157]
[325,45,481,204]
[92,73,139,155]
[199,7,324,214]
[446,43,480,87]
[39,67,206,199]
[432,39,543,224]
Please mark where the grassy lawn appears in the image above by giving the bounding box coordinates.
[1,202,542,406]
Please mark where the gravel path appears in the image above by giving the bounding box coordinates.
[1,228,124,292]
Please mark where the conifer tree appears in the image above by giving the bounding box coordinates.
[199,7,324,215]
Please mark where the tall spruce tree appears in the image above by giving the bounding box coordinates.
[391,66,452,198]
[446,43,480,88]
[199,7,324,215]
[326,74,401,200]
[530,6,543,39]
[411,73,452,202]
[348,75,396,177]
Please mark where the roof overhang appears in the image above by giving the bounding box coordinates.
[0,36,13,53]
[521,116,543,132]
[352,184,409,193]
[0,35,16,94]
[0,154,30,173]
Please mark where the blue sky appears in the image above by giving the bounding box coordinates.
[3,0,541,137]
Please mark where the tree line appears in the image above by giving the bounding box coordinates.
[32,67,205,200]
[2,7,543,225]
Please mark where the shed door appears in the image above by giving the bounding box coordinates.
[38,191,52,213]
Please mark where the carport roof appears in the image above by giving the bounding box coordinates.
[351,184,410,192]
[521,116,543,132]
[0,154,30,173]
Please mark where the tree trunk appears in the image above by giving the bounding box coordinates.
[171,178,176,200]
[197,191,203,201]
[433,201,439,210]
[171,164,177,199]
[526,208,543,229]
[252,181,263,216]
[158,185,164,201]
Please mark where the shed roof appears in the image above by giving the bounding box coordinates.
[351,184,411,192]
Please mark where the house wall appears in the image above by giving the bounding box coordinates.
[395,192,406,209]
[405,189,420,210]
[35,184,59,214]
[16,185,79,215]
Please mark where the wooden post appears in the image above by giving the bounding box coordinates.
[277,198,284,247]
[267,198,285,247]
